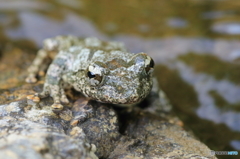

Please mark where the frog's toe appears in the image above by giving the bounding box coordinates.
[25,76,37,83]
[61,98,69,104]
[38,91,49,98]
[60,94,69,104]
[38,70,45,76]
[27,94,40,103]
[51,102,64,112]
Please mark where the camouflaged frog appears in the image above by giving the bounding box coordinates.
[26,36,154,111]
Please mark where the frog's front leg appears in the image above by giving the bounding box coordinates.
[39,83,69,111]
[38,54,71,111]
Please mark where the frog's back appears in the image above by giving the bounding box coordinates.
[76,37,132,61]
[44,35,126,53]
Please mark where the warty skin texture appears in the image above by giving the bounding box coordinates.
[26,36,154,110]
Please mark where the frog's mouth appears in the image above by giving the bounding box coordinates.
[94,94,144,105]
[93,82,152,105]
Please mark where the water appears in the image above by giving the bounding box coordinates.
[1,0,240,158]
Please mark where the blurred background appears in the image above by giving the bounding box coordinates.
[0,1,240,158]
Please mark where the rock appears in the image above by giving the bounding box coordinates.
[0,93,98,159]
[110,109,215,159]
[0,83,217,159]
[71,98,121,158]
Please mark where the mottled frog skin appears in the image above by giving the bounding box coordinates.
[26,36,154,111]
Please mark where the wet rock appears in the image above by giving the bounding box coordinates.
[0,83,217,159]
[110,109,215,159]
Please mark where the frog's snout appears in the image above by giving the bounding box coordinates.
[114,83,149,104]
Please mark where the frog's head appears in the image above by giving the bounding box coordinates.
[79,53,154,105]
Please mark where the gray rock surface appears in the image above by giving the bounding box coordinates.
[0,83,217,159]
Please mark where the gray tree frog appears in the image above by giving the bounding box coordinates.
[26,35,154,111]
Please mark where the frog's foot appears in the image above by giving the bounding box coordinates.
[27,94,40,103]
[50,93,64,112]
[60,88,69,104]
[51,91,69,112]
[25,74,37,83]
[38,91,49,98]
[51,102,64,112]
[35,85,69,112]
[26,93,41,109]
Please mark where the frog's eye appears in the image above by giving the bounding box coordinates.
[86,65,105,86]
[87,71,103,83]
[145,57,154,74]
[128,53,154,75]
[87,71,96,78]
